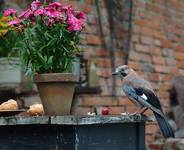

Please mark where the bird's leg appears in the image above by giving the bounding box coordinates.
[128,107,140,116]
[129,107,148,116]
[140,107,148,115]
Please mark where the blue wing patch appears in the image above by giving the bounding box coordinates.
[122,84,139,101]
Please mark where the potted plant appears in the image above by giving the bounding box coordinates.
[4,1,86,115]
[0,13,31,91]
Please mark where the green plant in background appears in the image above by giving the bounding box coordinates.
[4,1,86,74]
[0,13,20,57]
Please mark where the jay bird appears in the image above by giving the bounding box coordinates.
[112,65,174,138]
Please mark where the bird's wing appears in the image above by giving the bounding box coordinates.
[123,84,164,117]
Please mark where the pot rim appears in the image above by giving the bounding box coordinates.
[33,73,79,83]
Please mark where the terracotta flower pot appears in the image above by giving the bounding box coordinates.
[33,73,78,115]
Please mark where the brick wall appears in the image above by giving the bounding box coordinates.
[4,0,184,146]
[64,0,184,145]
[129,0,184,144]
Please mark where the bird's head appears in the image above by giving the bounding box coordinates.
[112,65,134,78]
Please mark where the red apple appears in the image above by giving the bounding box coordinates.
[101,107,109,115]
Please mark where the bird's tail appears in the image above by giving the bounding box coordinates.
[154,112,174,138]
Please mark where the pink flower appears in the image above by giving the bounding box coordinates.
[76,11,86,20]
[18,9,32,19]
[34,8,44,16]
[44,7,60,18]
[3,8,17,16]
[48,2,62,8]
[47,18,55,26]
[67,23,82,31]
[67,12,83,31]
[31,1,42,11]
[58,5,73,12]
[8,19,21,25]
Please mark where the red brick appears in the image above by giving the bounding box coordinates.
[161,39,173,48]
[154,65,170,73]
[176,61,184,69]
[151,82,159,91]
[96,48,110,57]
[129,51,140,61]
[86,35,101,45]
[179,69,184,76]
[118,97,135,106]
[146,123,159,134]
[175,45,184,52]
[170,67,179,74]
[158,91,170,99]
[109,106,125,115]
[126,106,138,113]
[132,35,139,42]
[152,56,165,65]
[96,58,112,67]
[115,58,125,66]
[128,61,140,70]
[159,83,172,91]
[151,22,161,30]
[162,74,173,81]
[61,1,78,9]
[135,44,149,53]
[149,73,159,82]
[135,19,150,27]
[146,134,154,143]
[83,25,94,34]
[99,78,113,87]
[135,19,160,30]
[96,68,112,78]
[139,54,152,62]
[165,58,176,66]
[78,97,118,106]
[79,3,93,13]
[141,36,153,45]
[87,15,98,25]
[175,52,184,60]
[141,27,154,36]
[85,0,95,4]
[149,47,162,56]
[114,50,126,58]
[154,31,165,39]
[101,86,111,96]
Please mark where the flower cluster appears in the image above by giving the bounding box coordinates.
[0,13,20,57]
[3,1,86,32]
[2,1,86,73]
[0,14,12,37]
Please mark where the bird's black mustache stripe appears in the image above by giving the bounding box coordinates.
[120,71,127,77]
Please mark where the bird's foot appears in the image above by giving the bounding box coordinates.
[126,110,140,116]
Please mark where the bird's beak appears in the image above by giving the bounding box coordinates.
[112,71,118,76]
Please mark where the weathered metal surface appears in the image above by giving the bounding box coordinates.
[75,123,145,150]
[0,115,150,125]
[0,115,147,150]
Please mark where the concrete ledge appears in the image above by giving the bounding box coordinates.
[0,114,151,126]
